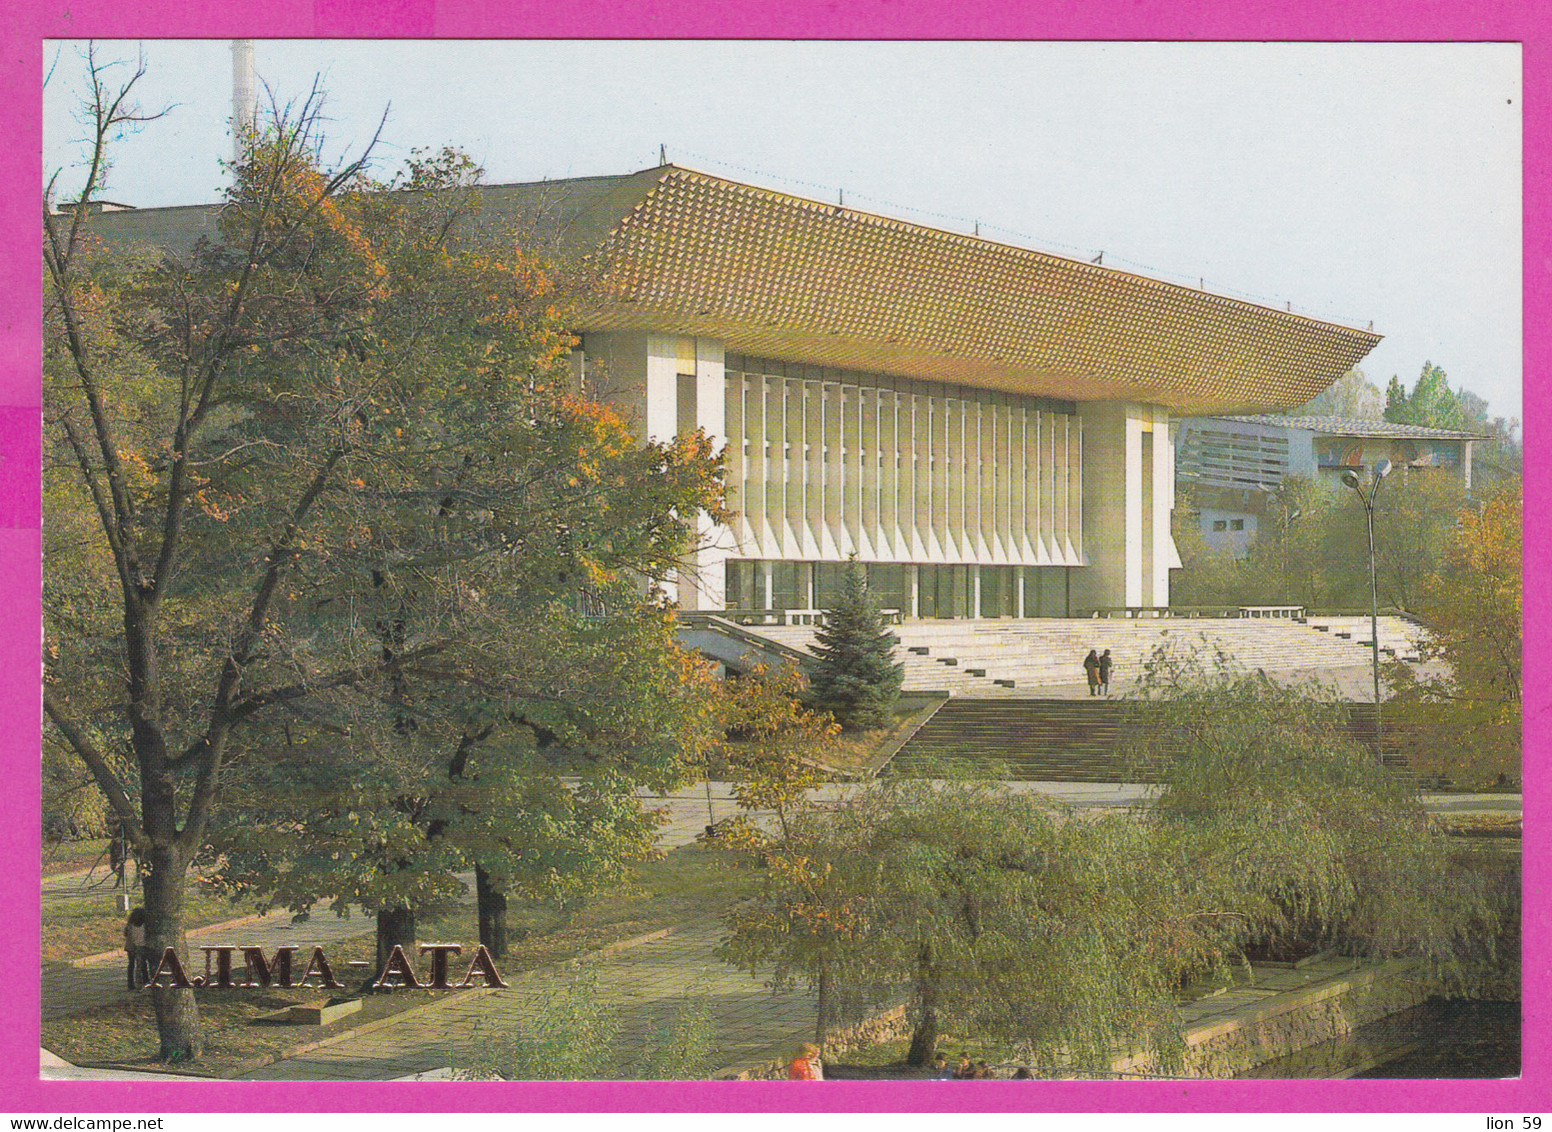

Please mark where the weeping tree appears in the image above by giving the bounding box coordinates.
[720,774,1237,1072]
[722,655,1493,1074]
[1122,649,1494,973]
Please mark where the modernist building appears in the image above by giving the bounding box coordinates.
[1176,413,1487,554]
[92,164,1382,616]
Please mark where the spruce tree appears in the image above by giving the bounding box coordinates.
[808,557,904,731]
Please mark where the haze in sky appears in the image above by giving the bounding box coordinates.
[42,40,1523,422]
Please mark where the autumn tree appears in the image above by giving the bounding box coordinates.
[1385,480,1522,786]
[712,662,835,842]
[42,55,724,1058]
[1334,470,1467,612]
[1172,471,1466,613]
[44,60,414,1058]
[709,663,842,1045]
[185,127,727,971]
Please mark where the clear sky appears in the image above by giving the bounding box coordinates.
[42,39,1523,422]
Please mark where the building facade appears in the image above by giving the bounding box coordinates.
[1176,414,1486,554]
[93,164,1383,616]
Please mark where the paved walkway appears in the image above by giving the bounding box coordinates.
[42,863,139,909]
[235,919,814,1080]
[43,898,404,1021]
[40,785,775,1022]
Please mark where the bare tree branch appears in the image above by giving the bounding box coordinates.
[43,689,144,844]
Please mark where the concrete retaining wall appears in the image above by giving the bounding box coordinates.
[723,957,1430,1080]
[1116,958,1430,1078]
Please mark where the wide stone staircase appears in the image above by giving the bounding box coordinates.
[888,698,1408,782]
[1303,615,1428,662]
[743,616,1426,696]
[888,698,1148,781]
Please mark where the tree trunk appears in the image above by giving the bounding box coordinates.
[142,841,201,1061]
[475,866,508,959]
[906,1009,940,1068]
[905,950,940,1067]
[375,906,416,977]
[815,961,831,1052]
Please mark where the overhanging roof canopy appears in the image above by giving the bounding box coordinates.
[88,164,1382,416]
[480,166,1381,415]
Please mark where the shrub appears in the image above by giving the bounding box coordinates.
[453,969,718,1080]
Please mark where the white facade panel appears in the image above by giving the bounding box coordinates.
[723,356,1085,569]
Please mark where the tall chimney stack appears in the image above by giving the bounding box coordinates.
[231,40,257,165]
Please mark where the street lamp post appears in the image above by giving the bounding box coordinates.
[1341,459,1392,764]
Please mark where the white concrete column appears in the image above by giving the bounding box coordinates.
[909,564,920,619]
[1072,402,1174,612]
[680,337,733,611]
[578,332,735,610]
[1147,406,1177,609]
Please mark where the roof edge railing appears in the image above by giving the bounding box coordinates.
[1080,604,1308,620]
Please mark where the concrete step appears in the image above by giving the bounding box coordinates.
[889,698,1408,781]
[735,616,1424,700]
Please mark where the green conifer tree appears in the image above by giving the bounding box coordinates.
[807,556,904,731]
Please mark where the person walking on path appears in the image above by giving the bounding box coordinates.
[1083,649,1101,695]
[1098,648,1114,695]
[787,1042,824,1080]
[123,907,149,991]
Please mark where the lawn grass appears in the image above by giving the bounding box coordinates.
[42,840,756,1076]
[42,881,263,963]
[1435,812,1522,839]
[42,839,113,878]
[820,694,942,775]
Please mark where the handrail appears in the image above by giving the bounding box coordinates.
[676,613,814,668]
[1304,606,1419,621]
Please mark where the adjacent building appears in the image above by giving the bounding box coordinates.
[1176,413,1487,554]
[91,164,1383,615]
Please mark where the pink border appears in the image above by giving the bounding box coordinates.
[5,0,1544,1113]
